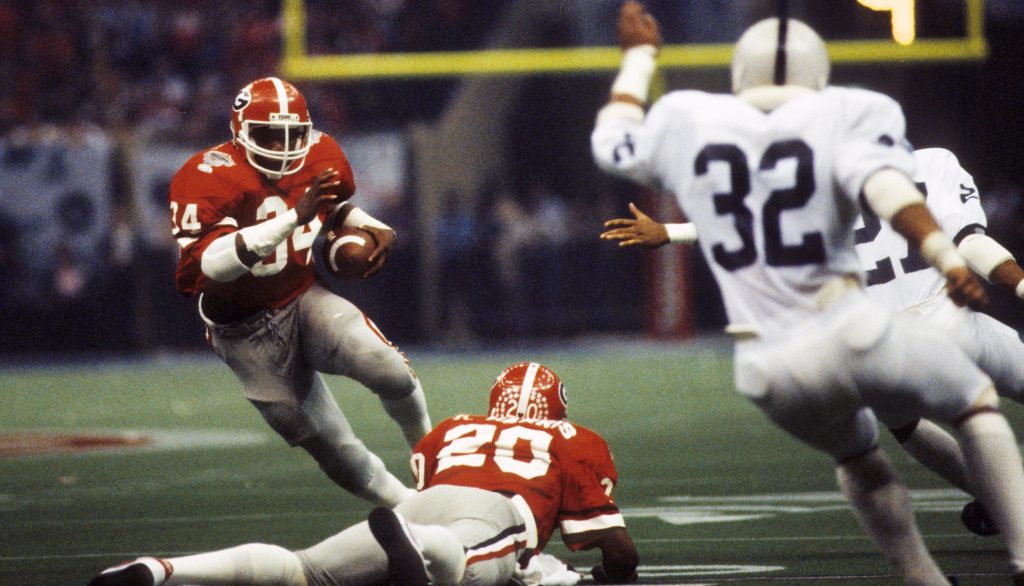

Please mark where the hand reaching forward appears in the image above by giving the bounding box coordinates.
[601,202,669,248]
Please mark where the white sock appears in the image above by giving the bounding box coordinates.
[958,411,1024,573]
[380,382,432,448]
[409,523,466,586]
[836,449,949,586]
[164,543,306,586]
[898,419,971,493]
[358,452,416,508]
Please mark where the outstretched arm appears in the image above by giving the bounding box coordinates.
[591,2,662,184]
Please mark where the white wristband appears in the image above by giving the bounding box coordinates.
[611,45,658,103]
[665,223,697,244]
[958,233,1014,280]
[342,206,391,231]
[1016,279,1024,301]
[920,230,966,274]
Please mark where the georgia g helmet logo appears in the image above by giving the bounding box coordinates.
[232,88,251,112]
[488,362,567,420]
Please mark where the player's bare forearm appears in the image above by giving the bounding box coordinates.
[890,204,988,309]
[888,203,940,249]
[589,527,640,584]
[990,259,1024,299]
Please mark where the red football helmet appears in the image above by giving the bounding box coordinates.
[230,77,313,178]
[488,362,567,420]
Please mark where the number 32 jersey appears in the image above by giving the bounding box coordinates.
[169,132,355,313]
[592,87,916,338]
[854,148,986,311]
[411,414,626,552]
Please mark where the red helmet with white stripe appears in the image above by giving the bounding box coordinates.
[488,362,567,420]
[230,77,313,178]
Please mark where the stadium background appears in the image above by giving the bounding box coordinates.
[4,2,1024,584]
[0,0,1021,354]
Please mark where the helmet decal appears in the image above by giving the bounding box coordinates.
[488,362,567,420]
[232,88,251,111]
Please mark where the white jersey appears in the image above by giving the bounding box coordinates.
[854,147,986,311]
[593,87,915,338]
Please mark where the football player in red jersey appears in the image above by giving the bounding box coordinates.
[169,77,431,508]
[87,363,640,586]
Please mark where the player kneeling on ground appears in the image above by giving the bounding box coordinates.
[87,362,639,586]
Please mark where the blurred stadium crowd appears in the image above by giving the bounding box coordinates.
[1,0,1022,355]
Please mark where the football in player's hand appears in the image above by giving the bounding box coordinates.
[323,226,376,279]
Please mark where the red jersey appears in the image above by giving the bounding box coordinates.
[169,131,355,312]
[411,414,625,552]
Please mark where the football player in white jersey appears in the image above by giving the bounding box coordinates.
[856,147,1024,536]
[602,147,1024,537]
[592,2,1024,583]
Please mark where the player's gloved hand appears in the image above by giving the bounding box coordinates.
[617,1,662,52]
[945,266,989,310]
[359,225,395,278]
[296,168,341,225]
[601,202,669,248]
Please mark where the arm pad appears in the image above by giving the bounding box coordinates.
[958,233,1014,280]
[342,205,391,231]
[200,234,251,282]
[200,209,298,282]
[862,168,925,222]
[611,45,658,103]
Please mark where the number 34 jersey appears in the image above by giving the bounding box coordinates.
[169,132,355,313]
[592,87,916,339]
[411,414,626,552]
[854,147,986,312]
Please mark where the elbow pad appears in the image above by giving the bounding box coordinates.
[201,234,251,282]
[959,233,1014,280]
[862,168,925,222]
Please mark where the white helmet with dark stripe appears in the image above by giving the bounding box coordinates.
[488,362,568,421]
[731,17,829,109]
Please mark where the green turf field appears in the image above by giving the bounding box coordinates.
[1,339,1017,585]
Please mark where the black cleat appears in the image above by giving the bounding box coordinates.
[961,499,999,536]
[87,558,170,586]
[368,506,429,586]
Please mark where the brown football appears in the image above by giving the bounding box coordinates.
[323,226,376,279]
